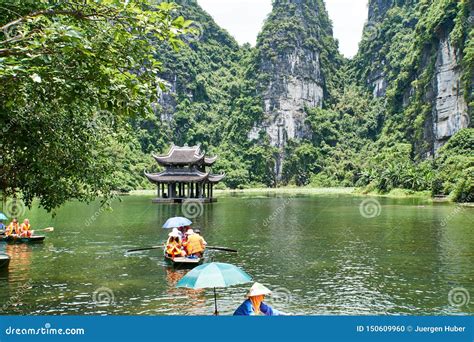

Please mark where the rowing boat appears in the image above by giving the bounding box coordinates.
[1,235,46,243]
[0,254,10,269]
[164,251,203,267]
[164,255,203,267]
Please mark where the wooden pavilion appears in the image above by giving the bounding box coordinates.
[145,144,225,203]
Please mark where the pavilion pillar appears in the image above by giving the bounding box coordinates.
[162,184,165,198]
[187,183,191,198]
[157,183,160,198]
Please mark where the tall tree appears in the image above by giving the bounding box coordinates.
[0,0,191,211]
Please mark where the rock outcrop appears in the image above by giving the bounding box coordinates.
[362,0,470,154]
[250,0,341,177]
[431,34,470,152]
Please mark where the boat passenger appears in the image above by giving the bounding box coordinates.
[178,226,187,242]
[19,219,32,238]
[5,218,20,237]
[183,229,207,257]
[233,282,284,316]
[0,220,5,232]
[166,230,185,258]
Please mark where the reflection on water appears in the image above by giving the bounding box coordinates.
[0,194,472,315]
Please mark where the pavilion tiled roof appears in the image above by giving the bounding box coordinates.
[145,144,225,185]
[145,169,208,183]
[153,145,217,166]
[208,174,226,183]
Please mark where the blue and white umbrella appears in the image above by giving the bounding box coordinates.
[162,216,192,229]
[177,262,253,315]
[0,213,7,221]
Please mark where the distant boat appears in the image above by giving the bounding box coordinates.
[0,254,10,270]
[1,235,45,243]
[164,249,203,268]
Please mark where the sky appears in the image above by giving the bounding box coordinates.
[197,0,369,58]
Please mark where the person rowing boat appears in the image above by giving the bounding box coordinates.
[19,219,32,238]
[183,229,207,258]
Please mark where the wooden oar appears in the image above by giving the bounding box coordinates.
[127,245,164,253]
[126,245,237,253]
[207,246,237,253]
[32,227,54,233]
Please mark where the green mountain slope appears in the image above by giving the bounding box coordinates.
[131,0,472,201]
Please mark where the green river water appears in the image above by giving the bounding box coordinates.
[0,193,472,315]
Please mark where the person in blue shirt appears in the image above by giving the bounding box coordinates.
[0,219,5,233]
[233,282,285,316]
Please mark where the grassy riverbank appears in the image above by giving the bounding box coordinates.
[129,187,434,200]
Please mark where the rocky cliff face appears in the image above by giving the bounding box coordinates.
[250,0,341,177]
[431,33,470,152]
[361,0,471,154]
[362,0,417,98]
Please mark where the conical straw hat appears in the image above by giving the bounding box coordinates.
[246,282,272,297]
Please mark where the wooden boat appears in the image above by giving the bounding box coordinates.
[1,235,45,243]
[164,251,203,267]
[0,254,10,269]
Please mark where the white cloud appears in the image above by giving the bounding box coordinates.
[197,0,368,58]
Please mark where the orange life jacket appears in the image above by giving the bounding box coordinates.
[6,222,19,235]
[166,241,183,257]
[184,235,206,255]
[20,224,32,237]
